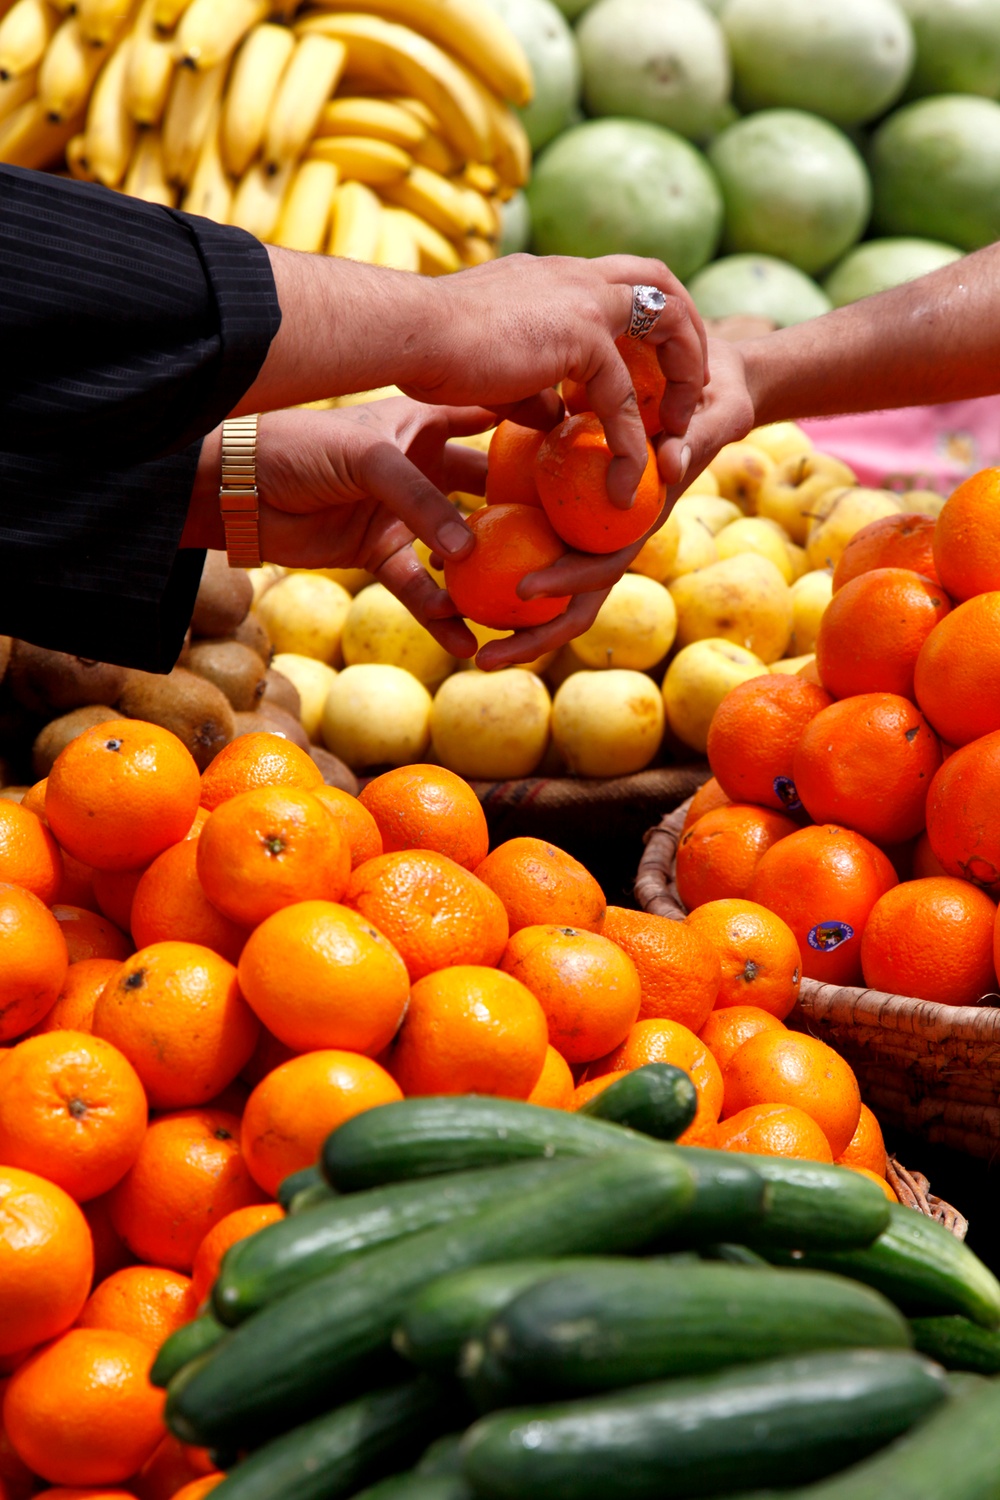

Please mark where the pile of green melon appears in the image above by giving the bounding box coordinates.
[490,0,1000,324]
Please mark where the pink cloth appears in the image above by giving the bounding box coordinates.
[799,397,1000,494]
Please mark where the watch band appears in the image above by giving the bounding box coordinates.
[219,413,261,568]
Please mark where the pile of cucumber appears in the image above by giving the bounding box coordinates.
[153,1067,1000,1500]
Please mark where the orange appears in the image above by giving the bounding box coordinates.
[914,593,1000,746]
[722,1029,861,1157]
[19,780,47,823]
[0,1377,35,1500]
[698,1006,786,1074]
[599,907,720,1032]
[499,924,641,1064]
[388,966,548,1099]
[860,877,997,1007]
[750,825,897,986]
[442,503,570,629]
[0,1032,147,1202]
[238,901,410,1055]
[792,694,941,846]
[589,1018,724,1141]
[2,1328,164,1485]
[526,1045,574,1109]
[359,765,489,872]
[485,419,546,507]
[241,1051,403,1196]
[535,412,664,554]
[0,1165,93,1355]
[199,732,323,812]
[569,1072,629,1111]
[0,882,69,1040]
[311,786,382,868]
[92,942,258,1111]
[346,850,508,981]
[925,731,1000,887]
[715,1103,834,1162]
[82,1193,133,1288]
[76,1266,192,1348]
[188,1203,284,1312]
[848,1166,898,1202]
[562,336,667,439]
[196,787,351,929]
[22,1492,137,1500]
[135,1435,217,1500]
[474,837,606,935]
[52,905,132,964]
[91,866,146,935]
[931,465,1000,601]
[835,1102,887,1177]
[683,777,732,831]
[130,841,247,965]
[816,569,951,701]
[25,957,121,1036]
[55,851,98,911]
[707,675,833,813]
[109,1108,265,1272]
[685,899,802,1019]
[912,832,948,880]
[239,1026,297,1090]
[833,512,939,591]
[676,805,799,910]
[46,720,201,873]
[170,1479,222,1500]
[0,801,62,904]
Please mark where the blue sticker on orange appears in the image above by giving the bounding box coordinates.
[773,776,802,813]
[807,921,855,952]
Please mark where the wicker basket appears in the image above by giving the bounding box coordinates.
[636,798,973,1239]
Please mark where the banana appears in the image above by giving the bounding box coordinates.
[161,55,224,183]
[460,160,498,195]
[315,94,425,150]
[182,99,232,221]
[460,233,494,266]
[37,15,108,123]
[458,180,498,240]
[84,33,134,183]
[372,203,420,271]
[263,32,345,172]
[295,12,490,164]
[306,132,410,184]
[386,202,459,275]
[76,0,135,48]
[122,124,175,202]
[0,0,57,82]
[327,176,380,260]
[151,0,191,35]
[272,155,337,251]
[410,126,459,175]
[174,0,267,70]
[124,0,174,124]
[229,157,290,239]
[381,161,471,240]
[0,64,36,122]
[0,96,78,164]
[463,64,530,188]
[65,129,94,175]
[220,21,293,176]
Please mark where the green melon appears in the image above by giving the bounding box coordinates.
[707,110,871,275]
[480,0,581,153]
[550,0,593,16]
[687,255,832,326]
[871,95,1000,250]
[899,0,1000,99]
[823,237,964,306]
[527,118,723,281]
[499,190,532,255]
[721,0,914,127]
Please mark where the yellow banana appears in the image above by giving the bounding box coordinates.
[161,54,224,183]
[327,176,379,260]
[38,16,110,122]
[122,124,175,203]
[461,161,498,195]
[84,33,134,184]
[464,64,530,188]
[124,0,174,124]
[151,0,191,35]
[458,181,498,239]
[263,32,345,172]
[410,126,459,175]
[272,155,337,251]
[460,233,494,266]
[372,204,419,272]
[295,12,490,163]
[65,129,94,175]
[306,132,409,184]
[76,0,134,47]
[0,96,78,164]
[174,0,267,70]
[381,161,471,240]
[182,99,232,221]
[386,202,459,274]
[229,157,290,239]
[220,20,293,177]
[315,94,425,150]
[0,64,36,122]
[0,0,57,82]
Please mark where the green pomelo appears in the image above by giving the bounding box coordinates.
[722,0,914,127]
[899,0,1000,99]
[823,237,963,306]
[687,254,832,326]
[527,118,723,280]
[577,0,731,143]
[481,0,581,152]
[499,190,532,255]
[707,110,871,275]
[550,0,592,17]
[871,95,1000,250]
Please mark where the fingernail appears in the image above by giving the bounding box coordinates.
[436,520,472,556]
[679,444,692,479]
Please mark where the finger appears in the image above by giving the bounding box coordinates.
[493,388,565,432]
[375,544,478,657]
[581,342,649,510]
[475,588,612,672]
[518,536,648,600]
[591,255,708,362]
[440,442,487,495]
[357,441,475,560]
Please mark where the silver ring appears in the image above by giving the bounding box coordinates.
[627,284,667,340]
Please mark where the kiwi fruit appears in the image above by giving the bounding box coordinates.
[32,704,120,779]
[308,745,358,797]
[260,667,301,719]
[117,667,234,770]
[232,702,310,751]
[187,641,266,712]
[0,637,12,687]
[175,629,192,668]
[214,613,272,665]
[191,551,254,637]
[7,642,127,715]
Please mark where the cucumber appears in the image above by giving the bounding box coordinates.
[215,1160,568,1326]
[352,1477,471,1500]
[287,1181,338,1215]
[473,1260,911,1398]
[701,1243,770,1267]
[656,1151,767,1243]
[415,1435,466,1477]
[165,1151,696,1451]
[579,1063,698,1140]
[150,1311,227,1389]
[909,1316,1000,1374]
[277,1165,326,1210]
[208,1377,449,1500]
[459,1350,947,1500]
[763,1203,1000,1329]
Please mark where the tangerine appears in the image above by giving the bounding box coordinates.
[526,1045,574,1109]
[474,837,606,934]
[685,898,802,1019]
[683,777,732,830]
[0,802,62,904]
[861,877,997,1007]
[816,568,951,701]
[199,733,323,811]
[311,785,382,868]
[600,906,720,1032]
[25,958,121,1037]
[722,1029,862,1157]
[914,593,1000,746]
[91,866,145,935]
[0,882,69,1041]
[135,1434,218,1500]
[76,1265,192,1348]
[485,419,546,507]
[499,924,641,1064]
[698,1006,786,1074]
[706,675,832,813]
[715,1102,834,1162]
[832,513,939,591]
[358,765,488,871]
[130,841,247,965]
[442,504,570,629]
[188,1203,284,1312]
[931,466,1000,600]
[590,1018,724,1141]
[569,1072,629,1111]
[0,1166,93,1355]
[676,804,799,910]
[563,337,668,438]
[535,412,664,554]
[51,905,132,964]
[925,731,1000,887]
[835,1102,887,1178]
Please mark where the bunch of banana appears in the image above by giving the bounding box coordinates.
[0,0,532,276]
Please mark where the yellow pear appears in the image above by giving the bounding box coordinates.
[789,570,834,655]
[288,566,373,594]
[321,662,432,768]
[785,541,809,580]
[460,620,554,675]
[662,639,768,753]
[256,572,352,663]
[805,488,903,570]
[661,515,718,582]
[714,517,795,584]
[269,653,337,742]
[572,575,677,671]
[748,421,814,464]
[683,467,720,497]
[672,494,742,535]
[900,489,946,518]
[669,554,793,664]
[552,669,664,777]
[340,582,455,688]
[770,653,815,676]
[246,563,285,608]
[430,668,551,779]
[708,440,776,514]
[756,452,857,543]
[630,512,680,583]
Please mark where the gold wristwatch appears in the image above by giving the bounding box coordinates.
[219,413,261,568]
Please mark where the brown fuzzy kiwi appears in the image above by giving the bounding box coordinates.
[117,667,234,770]
[7,642,127,715]
[232,702,310,751]
[260,667,301,719]
[217,613,272,665]
[308,745,359,797]
[191,551,254,637]
[0,637,12,687]
[175,629,192,668]
[32,704,121,779]
[187,641,267,712]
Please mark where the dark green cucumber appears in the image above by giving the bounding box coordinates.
[150,1311,227,1389]
[473,1260,911,1398]
[415,1435,466,1477]
[165,1150,696,1451]
[763,1203,1000,1329]
[215,1160,568,1326]
[701,1243,770,1266]
[656,1151,767,1243]
[909,1316,1000,1373]
[277,1164,326,1210]
[352,1477,471,1500]
[287,1181,338,1215]
[208,1377,449,1500]
[459,1350,947,1500]
[579,1063,698,1140]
